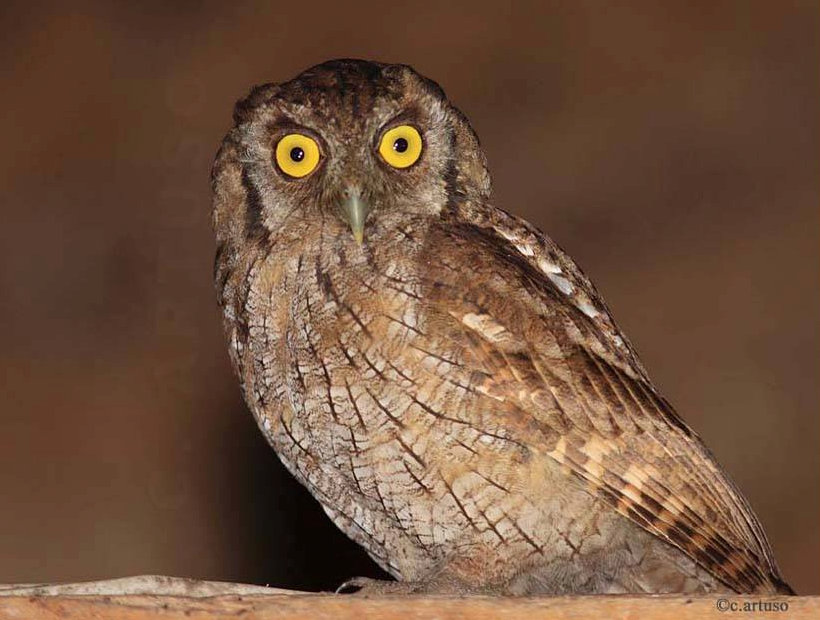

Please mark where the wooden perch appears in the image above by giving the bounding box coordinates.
[0,575,816,619]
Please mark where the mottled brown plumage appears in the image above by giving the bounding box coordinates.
[211,59,792,595]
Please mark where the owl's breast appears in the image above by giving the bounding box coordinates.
[231,220,451,575]
[236,216,548,580]
[277,227,435,473]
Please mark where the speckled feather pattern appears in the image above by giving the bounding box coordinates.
[211,59,792,595]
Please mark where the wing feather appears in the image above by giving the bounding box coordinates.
[425,203,790,593]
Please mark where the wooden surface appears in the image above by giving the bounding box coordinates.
[0,576,816,619]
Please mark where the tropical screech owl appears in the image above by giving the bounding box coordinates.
[211,59,793,595]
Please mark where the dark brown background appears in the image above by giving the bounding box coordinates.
[0,0,817,594]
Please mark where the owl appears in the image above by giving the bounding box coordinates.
[211,59,793,595]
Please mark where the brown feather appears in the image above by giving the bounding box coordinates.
[429,202,791,593]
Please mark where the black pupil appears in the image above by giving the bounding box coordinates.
[393,137,409,153]
[290,147,305,162]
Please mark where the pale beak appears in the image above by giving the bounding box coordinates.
[340,189,371,245]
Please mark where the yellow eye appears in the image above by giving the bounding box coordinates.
[275,133,321,178]
[378,125,422,168]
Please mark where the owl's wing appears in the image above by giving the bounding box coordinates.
[423,202,790,594]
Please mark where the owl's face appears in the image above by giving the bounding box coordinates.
[223,60,491,244]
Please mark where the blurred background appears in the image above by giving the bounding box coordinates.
[0,0,817,594]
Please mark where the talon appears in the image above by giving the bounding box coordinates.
[335,576,415,596]
[335,577,367,595]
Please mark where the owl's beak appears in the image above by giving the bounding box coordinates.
[340,189,370,245]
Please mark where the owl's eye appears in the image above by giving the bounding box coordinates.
[378,125,423,169]
[275,133,321,178]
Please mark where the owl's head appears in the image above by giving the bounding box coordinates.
[212,59,491,246]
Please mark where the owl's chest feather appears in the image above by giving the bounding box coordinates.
[278,233,424,442]
[238,218,589,583]
[241,221,431,469]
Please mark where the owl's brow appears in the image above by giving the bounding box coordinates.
[374,107,425,143]
[265,118,326,143]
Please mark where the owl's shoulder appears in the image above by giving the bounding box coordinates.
[429,200,649,381]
